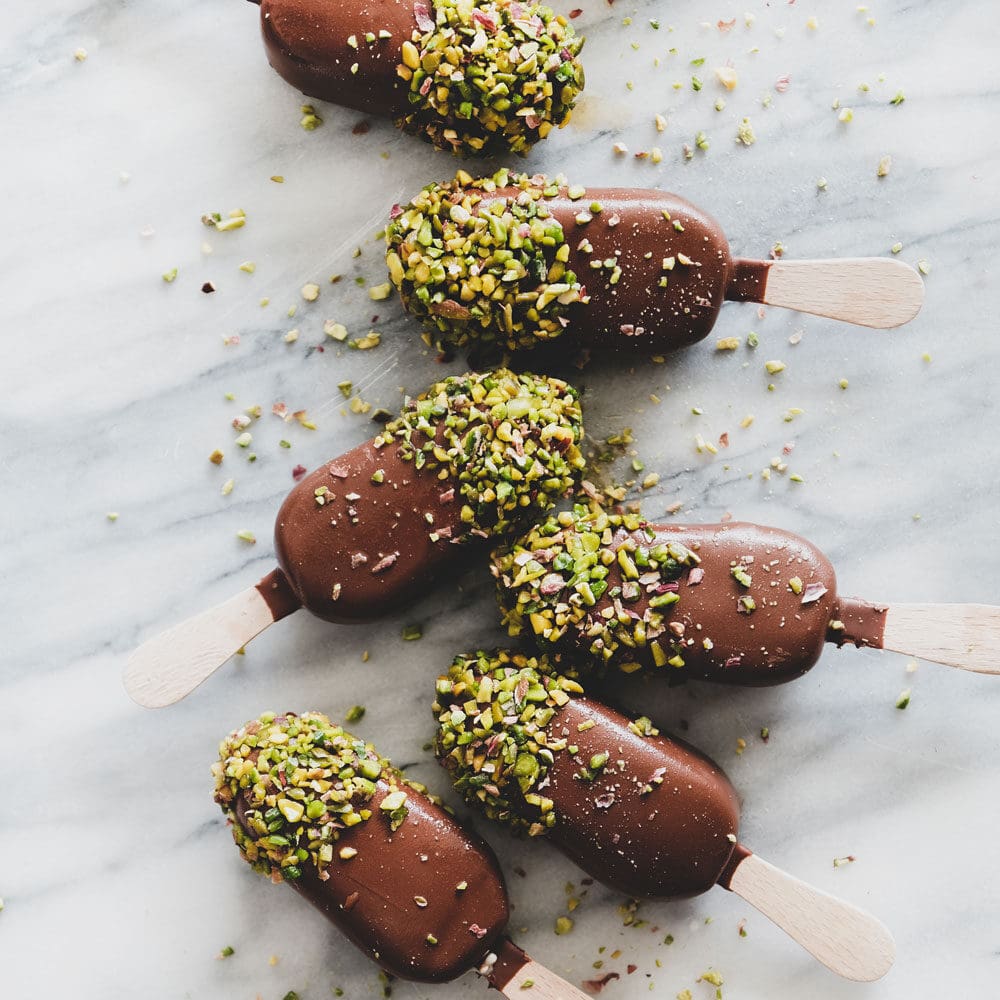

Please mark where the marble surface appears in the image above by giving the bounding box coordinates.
[3,1,999,997]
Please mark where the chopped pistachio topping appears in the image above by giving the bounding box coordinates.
[213,712,408,882]
[433,650,585,834]
[386,169,585,351]
[492,503,703,674]
[379,369,585,536]
[394,0,584,157]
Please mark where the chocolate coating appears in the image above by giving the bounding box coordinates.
[258,0,412,116]
[390,178,780,354]
[501,521,840,685]
[549,189,735,352]
[833,596,888,649]
[274,438,469,623]
[469,694,740,898]
[237,780,509,982]
[255,566,302,621]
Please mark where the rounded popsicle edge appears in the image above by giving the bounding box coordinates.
[250,0,585,156]
[433,650,896,980]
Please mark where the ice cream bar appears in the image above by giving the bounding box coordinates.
[386,170,924,353]
[248,0,584,156]
[434,651,896,981]
[494,505,1000,683]
[124,370,585,708]
[213,711,589,995]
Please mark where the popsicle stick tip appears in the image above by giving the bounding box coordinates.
[883,603,1000,674]
[122,586,278,709]
[727,852,895,981]
[762,257,924,329]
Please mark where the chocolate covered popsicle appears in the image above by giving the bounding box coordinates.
[248,0,584,156]
[434,651,896,981]
[493,505,1000,683]
[124,370,585,708]
[214,710,590,995]
[385,170,924,353]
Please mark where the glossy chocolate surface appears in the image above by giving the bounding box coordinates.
[510,522,840,685]
[254,566,302,621]
[274,437,471,623]
[258,0,413,116]
[545,189,735,351]
[532,697,740,898]
[237,779,508,982]
[833,596,888,649]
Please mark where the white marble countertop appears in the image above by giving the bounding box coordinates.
[3,1,999,997]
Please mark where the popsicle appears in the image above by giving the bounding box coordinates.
[385,169,925,353]
[214,710,591,996]
[493,504,1000,683]
[124,370,585,708]
[247,0,585,156]
[434,651,896,981]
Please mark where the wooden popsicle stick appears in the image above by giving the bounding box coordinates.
[124,586,279,708]
[726,852,894,982]
[759,257,924,328]
[484,938,590,1000]
[882,603,1000,674]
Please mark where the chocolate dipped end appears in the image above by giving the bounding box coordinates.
[254,567,302,621]
[726,258,772,303]
[831,596,888,650]
[649,522,837,684]
[549,189,732,352]
[274,438,470,623]
[236,781,509,982]
[484,937,531,991]
[258,0,413,116]
[538,696,741,899]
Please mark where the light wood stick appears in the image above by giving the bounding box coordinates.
[492,956,591,1000]
[762,258,924,328]
[727,852,894,982]
[882,603,1000,674]
[124,586,278,708]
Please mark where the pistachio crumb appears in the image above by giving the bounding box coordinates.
[736,118,756,145]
